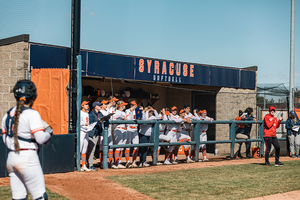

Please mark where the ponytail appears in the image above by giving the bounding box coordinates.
[13,99,25,152]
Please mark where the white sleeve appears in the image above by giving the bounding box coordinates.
[193,113,201,120]
[34,130,51,144]
[142,111,149,120]
[1,113,7,135]
[29,111,45,134]
[170,115,183,123]
[153,110,159,119]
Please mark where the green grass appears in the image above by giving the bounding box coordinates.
[0,187,70,200]
[107,160,300,200]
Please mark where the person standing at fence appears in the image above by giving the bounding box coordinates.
[195,109,213,162]
[107,96,119,167]
[152,108,172,165]
[178,109,194,163]
[164,106,186,165]
[243,107,257,158]
[125,101,139,168]
[99,100,109,168]
[286,110,300,158]
[234,110,247,158]
[183,104,198,160]
[87,101,103,171]
[80,101,91,171]
[139,106,158,167]
[1,80,53,200]
[263,106,283,166]
[112,100,128,169]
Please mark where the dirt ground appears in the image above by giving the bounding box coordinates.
[1,154,299,200]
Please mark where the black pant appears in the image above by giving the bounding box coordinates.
[139,134,150,163]
[264,137,280,163]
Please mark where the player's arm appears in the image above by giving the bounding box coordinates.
[1,113,8,145]
[30,112,53,144]
[264,115,274,128]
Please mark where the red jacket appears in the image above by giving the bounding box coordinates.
[263,114,281,137]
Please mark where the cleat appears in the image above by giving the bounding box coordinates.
[125,162,130,168]
[172,160,178,165]
[265,162,272,166]
[143,162,150,167]
[187,158,195,163]
[111,164,118,169]
[156,162,163,165]
[203,158,209,162]
[117,164,126,169]
[131,162,138,168]
[164,160,172,165]
[275,161,283,167]
[81,165,91,172]
[89,166,98,171]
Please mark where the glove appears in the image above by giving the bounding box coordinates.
[45,126,54,137]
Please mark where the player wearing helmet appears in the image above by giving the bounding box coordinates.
[1,80,53,200]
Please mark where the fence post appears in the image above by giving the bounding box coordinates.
[152,121,159,165]
[102,121,109,170]
[230,120,236,159]
[194,121,200,162]
[259,121,264,157]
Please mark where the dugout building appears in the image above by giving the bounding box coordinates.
[0,35,257,176]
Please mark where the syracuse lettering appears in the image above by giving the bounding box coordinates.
[138,59,194,83]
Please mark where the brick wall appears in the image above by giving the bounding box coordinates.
[0,41,29,127]
[215,86,257,155]
[166,87,191,109]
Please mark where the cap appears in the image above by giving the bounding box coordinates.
[92,101,101,108]
[109,97,119,102]
[118,102,128,108]
[101,100,108,104]
[269,106,276,111]
[290,110,296,116]
[171,106,177,111]
[130,101,137,106]
[202,110,207,114]
[165,111,170,115]
[150,107,155,111]
[81,101,89,109]
[179,109,185,114]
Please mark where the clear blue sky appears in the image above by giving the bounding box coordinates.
[0,0,299,86]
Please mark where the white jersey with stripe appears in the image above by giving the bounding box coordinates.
[125,108,138,129]
[167,114,183,131]
[1,107,45,150]
[80,110,89,132]
[139,110,157,136]
[199,116,214,132]
[112,110,127,128]
[158,114,169,132]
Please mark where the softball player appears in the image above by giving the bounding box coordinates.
[194,110,213,161]
[164,106,186,165]
[1,80,53,200]
[106,96,119,167]
[80,101,91,171]
[125,101,139,168]
[139,107,158,167]
[178,109,194,163]
[183,105,198,160]
[99,100,109,168]
[112,100,128,169]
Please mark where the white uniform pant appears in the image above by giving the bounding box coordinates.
[199,131,207,149]
[80,130,89,154]
[7,150,45,199]
[114,127,127,151]
[126,128,139,151]
[177,132,191,150]
[166,129,178,152]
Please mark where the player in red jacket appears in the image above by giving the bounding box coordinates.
[263,106,283,166]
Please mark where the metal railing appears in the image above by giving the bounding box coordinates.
[100,120,286,170]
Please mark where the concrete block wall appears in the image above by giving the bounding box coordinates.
[215,87,257,155]
[0,41,29,127]
[165,87,191,110]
